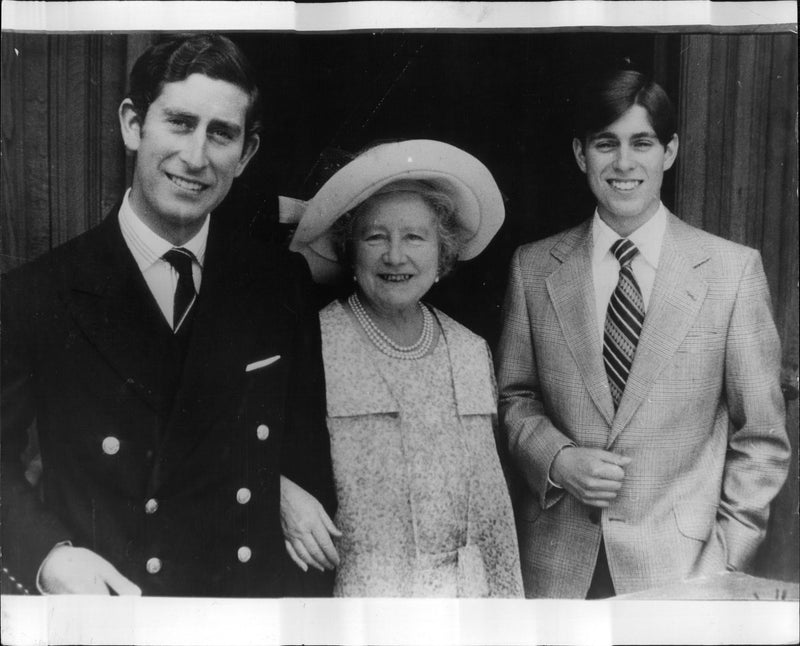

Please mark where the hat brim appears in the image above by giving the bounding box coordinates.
[289,140,504,282]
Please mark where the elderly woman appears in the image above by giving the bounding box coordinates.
[280,140,522,597]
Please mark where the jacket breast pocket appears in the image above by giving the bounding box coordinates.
[245,354,283,373]
[676,329,723,355]
[245,350,287,388]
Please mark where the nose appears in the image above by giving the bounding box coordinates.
[613,144,635,172]
[179,132,209,171]
[383,237,406,265]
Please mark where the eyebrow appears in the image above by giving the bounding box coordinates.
[162,108,198,123]
[589,130,657,141]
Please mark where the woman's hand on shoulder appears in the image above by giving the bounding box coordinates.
[280,475,342,572]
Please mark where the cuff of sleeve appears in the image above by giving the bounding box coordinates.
[36,541,72,594]
[547,443,577,490]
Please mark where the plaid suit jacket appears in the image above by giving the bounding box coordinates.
[497,212,790,597]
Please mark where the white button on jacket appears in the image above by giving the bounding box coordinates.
[146,557,162,574]
[101,436,120,455]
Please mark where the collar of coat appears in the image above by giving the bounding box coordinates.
[321,299,497,419]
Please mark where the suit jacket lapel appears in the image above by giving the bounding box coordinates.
[323,301,399,417]
[64,213,173,414]
[150,217,292,492]
[609,213,710,442]
[149,217,248,489]
[545,222,616,427]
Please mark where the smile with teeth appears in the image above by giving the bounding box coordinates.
[167,173,207,192]
[379,274,413,282]
[608,179,642,191]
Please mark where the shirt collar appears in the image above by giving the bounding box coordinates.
[591,203,667,269]
[118,188,209,269]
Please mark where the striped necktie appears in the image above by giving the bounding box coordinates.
[162,247,197,331]
[603,238,645,409]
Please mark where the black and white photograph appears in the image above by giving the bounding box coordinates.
[1,2,797,644]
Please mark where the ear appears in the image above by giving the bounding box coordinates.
[118,99,143,153]
[572,137,587,173]
[234,134,261,178]
[662,133,679,171]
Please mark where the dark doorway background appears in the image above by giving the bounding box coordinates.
[223,32,677,347]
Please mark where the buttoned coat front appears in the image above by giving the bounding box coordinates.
[497,212,790,598]
[1,210,335,596]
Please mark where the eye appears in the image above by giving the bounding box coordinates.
[167,117,191,130]
[209,128,235,144]
[593,140,616,152]
[362,232,387,244]
[633,139,655,150]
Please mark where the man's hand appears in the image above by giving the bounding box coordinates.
[550,447,631,507]
[39,545,142,595]
[280,475,341,572]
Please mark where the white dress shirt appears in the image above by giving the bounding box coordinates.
[118,189,208,330]
[591,204,667,342]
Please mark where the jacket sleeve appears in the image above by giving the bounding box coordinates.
[278,253,336,516]
[496,248,575,509]
[1,268,74,593]
[699,249,790,572]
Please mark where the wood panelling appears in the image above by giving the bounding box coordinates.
[0,36,24,268]
[0,33,128,271]
[677,33,799,582]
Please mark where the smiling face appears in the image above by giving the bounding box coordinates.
[351,191,441,319]
[119,73,260,245]
[573,104,678,237]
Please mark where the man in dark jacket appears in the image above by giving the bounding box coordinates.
[1,33,335,597]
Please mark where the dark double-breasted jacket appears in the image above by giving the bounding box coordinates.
[1,208,335,596]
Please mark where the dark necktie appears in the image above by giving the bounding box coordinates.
[603,238,645,409]
[162,247,197,331]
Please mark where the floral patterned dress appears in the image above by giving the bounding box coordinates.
[320,299,523,597]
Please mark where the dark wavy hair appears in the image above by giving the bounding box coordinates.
[573,69,676,146]
[127,33,262,139]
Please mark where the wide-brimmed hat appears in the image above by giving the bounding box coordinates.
[280,139,505,283]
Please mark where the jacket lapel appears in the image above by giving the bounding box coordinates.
[64,213,174,414]
[433,310,496,416]
[545,222,615,427]
[608,213,710,442]
[149,217,265,491]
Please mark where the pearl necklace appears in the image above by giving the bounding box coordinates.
[348,293,435,360]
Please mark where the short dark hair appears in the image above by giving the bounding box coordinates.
[331,181,462,279]
[573,69,676,146]
[128,33,262,139]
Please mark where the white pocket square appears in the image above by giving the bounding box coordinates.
[245,355,281,372]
